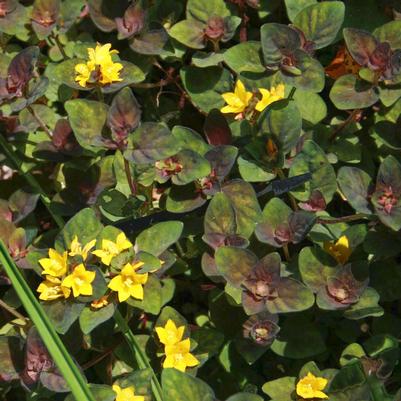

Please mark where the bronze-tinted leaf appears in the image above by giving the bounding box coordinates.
[204,109,232,145]
[107,87,141,146]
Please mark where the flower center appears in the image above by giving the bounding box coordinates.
[74,277,84,286]
[124,277,134,287]
[377,186,398,214]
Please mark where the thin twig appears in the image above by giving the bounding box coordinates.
[27,106,53,140]
[0,299,28,322]
[329,109,360,142]
[317,213,372,224]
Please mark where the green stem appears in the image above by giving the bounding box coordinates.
[113,310,164,401]
[0,134,64,229]
[282,244,291,262]
[317,213,372,224]
[287,86,296,100]
[124,158,137,196]
[95,86,104,102]
[51,33,68,61]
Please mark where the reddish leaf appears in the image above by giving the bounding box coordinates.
[204,109,232,145]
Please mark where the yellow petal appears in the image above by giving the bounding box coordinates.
[130,284,144,300]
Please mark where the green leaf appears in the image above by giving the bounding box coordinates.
[124,123,178,164]
[222,179,262,238]
[215,247,258,287]
[237,156,276,182]
[135,221,183,256]
[223,42,265,73]
[262,376,296,401]
[162,368,215,401]
[181,66,231,113]
[289,140,337,202]
[65,99,108,152]
[169,19,205,49]
[172,150,211,185]
[293,90,327,124]
[0,241,96,401]
[373,21,401,49]
[42,300,85,334]
[344,288,384,320]
[294,2,345,49]
[271,317,327,358]
[330,74,380,110]
[261,23,301,66]
[286,0,317,20]
[55,207,103,251]
[204,192,236,235]
[265,100,302,153]
[186,0,231,22]
[281,51,325,93]
[79,303,115,334]
[337,167,373,214]
[226,393,264,401]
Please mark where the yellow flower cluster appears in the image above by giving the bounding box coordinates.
[37,237,96,301]
[75,43,123,87]
[37,232,149,304]
[220,79,285,118]
[156,319,200,372]
[296,372,328,399]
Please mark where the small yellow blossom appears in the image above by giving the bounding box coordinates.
[108,261,147,302]
[296,372,328,399]
[221,79,253,115]
[39,249,68,277]
[69,236,96,261]
[255,83,285,112]
[324,235,352,265]
[62,264,96,297]
[75,43,123,87]
[163,338,200,372]
[37,276,71,301]
[112,384,144,401]
[156,319,185,346]
[91,296,109,309]
[92,232,133,266]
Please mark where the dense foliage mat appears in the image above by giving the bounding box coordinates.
[1,0,401,400]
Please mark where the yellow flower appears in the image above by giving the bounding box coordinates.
[112,384,144,401]
[324,235,352,265]
[255,83,285,112]
[75,43,123,87]
[69,236,96,261]
[108,261,147,302]
[156,319,185,346]
[39,249,68,277]
[221,80,253,115]
[61,264,96,297]
[92,232,133,266]
[296,372,328,399]
[163,338,200,372]
[37,276,71,301]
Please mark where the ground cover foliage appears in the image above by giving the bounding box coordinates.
[1,0,401,400]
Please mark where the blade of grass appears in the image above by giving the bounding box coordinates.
[0,240,95,401]
[0,134,64,229]
[114,309,164,401]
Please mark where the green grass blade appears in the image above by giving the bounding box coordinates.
[0,240,96,401]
